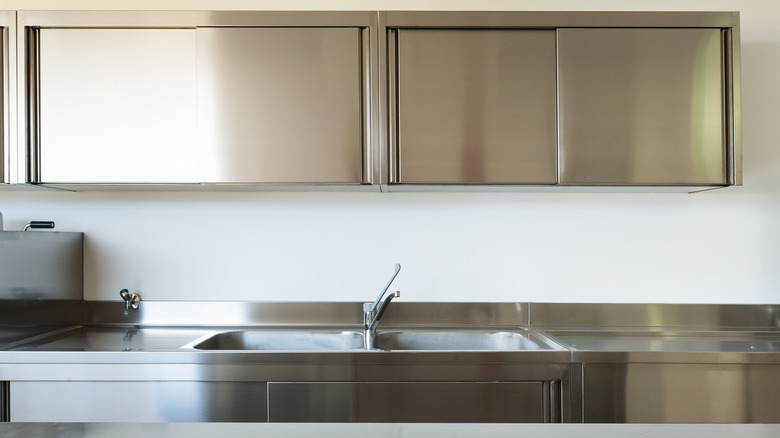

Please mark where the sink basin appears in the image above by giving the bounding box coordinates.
[193,330,364,351]
[543,330,780,353]
[373,329,557,351]
[192,328,563,352]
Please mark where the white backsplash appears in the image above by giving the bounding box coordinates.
[1,0,778,304]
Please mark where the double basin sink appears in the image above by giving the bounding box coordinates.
[190,328,780,352]
[191,328,561,351]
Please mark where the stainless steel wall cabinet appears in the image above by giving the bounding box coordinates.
[20,11,378,189]
[16,11,740,191]
[384,11,741,191]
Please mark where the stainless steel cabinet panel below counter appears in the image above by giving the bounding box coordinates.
[583,363,780,423]
[10,381,267,422]
[268,382,551,423]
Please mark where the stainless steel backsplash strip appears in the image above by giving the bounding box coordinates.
[529,303,780,330]
[82,301,780,329]
[83,301,529,328]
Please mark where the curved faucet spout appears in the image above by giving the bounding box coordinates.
[370,291,400,332]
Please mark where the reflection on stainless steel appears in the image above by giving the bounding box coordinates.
[197,27,365,184]
[18,11,379,190]
[83,302,529,328]
[0,302,81,350]
[193,330,364,351]
[190,328,565,352]
[363,263,402,349]
[544,330,780,353]
[529,303,780,329]
[393,29,557,184]
[9,327,214,352]
[11,381,267,422]
[582,363,780,423]
[268,382,546,422]
[34,28,197,183]
[558,28,726,185]
[374,329,557,351]
[0,231,82,301]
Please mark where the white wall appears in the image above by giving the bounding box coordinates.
[1,0,779,303]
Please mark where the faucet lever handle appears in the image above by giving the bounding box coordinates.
[369,263,401,311]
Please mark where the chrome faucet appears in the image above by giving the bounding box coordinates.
[364,264,402,350]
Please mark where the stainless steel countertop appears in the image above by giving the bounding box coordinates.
[1,303,779,425]
[540,327,780,364]
[0,302,551,369]
[2,301,780,367]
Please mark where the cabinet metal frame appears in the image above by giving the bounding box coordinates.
[0,12,14,186]
[267,380,560,423]
[17,11,381,189]
[381,11,741,191]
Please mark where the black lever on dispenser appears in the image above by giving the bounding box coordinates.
[22,221,55,231]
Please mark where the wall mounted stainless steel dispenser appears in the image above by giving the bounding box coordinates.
[0,229,83,347]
